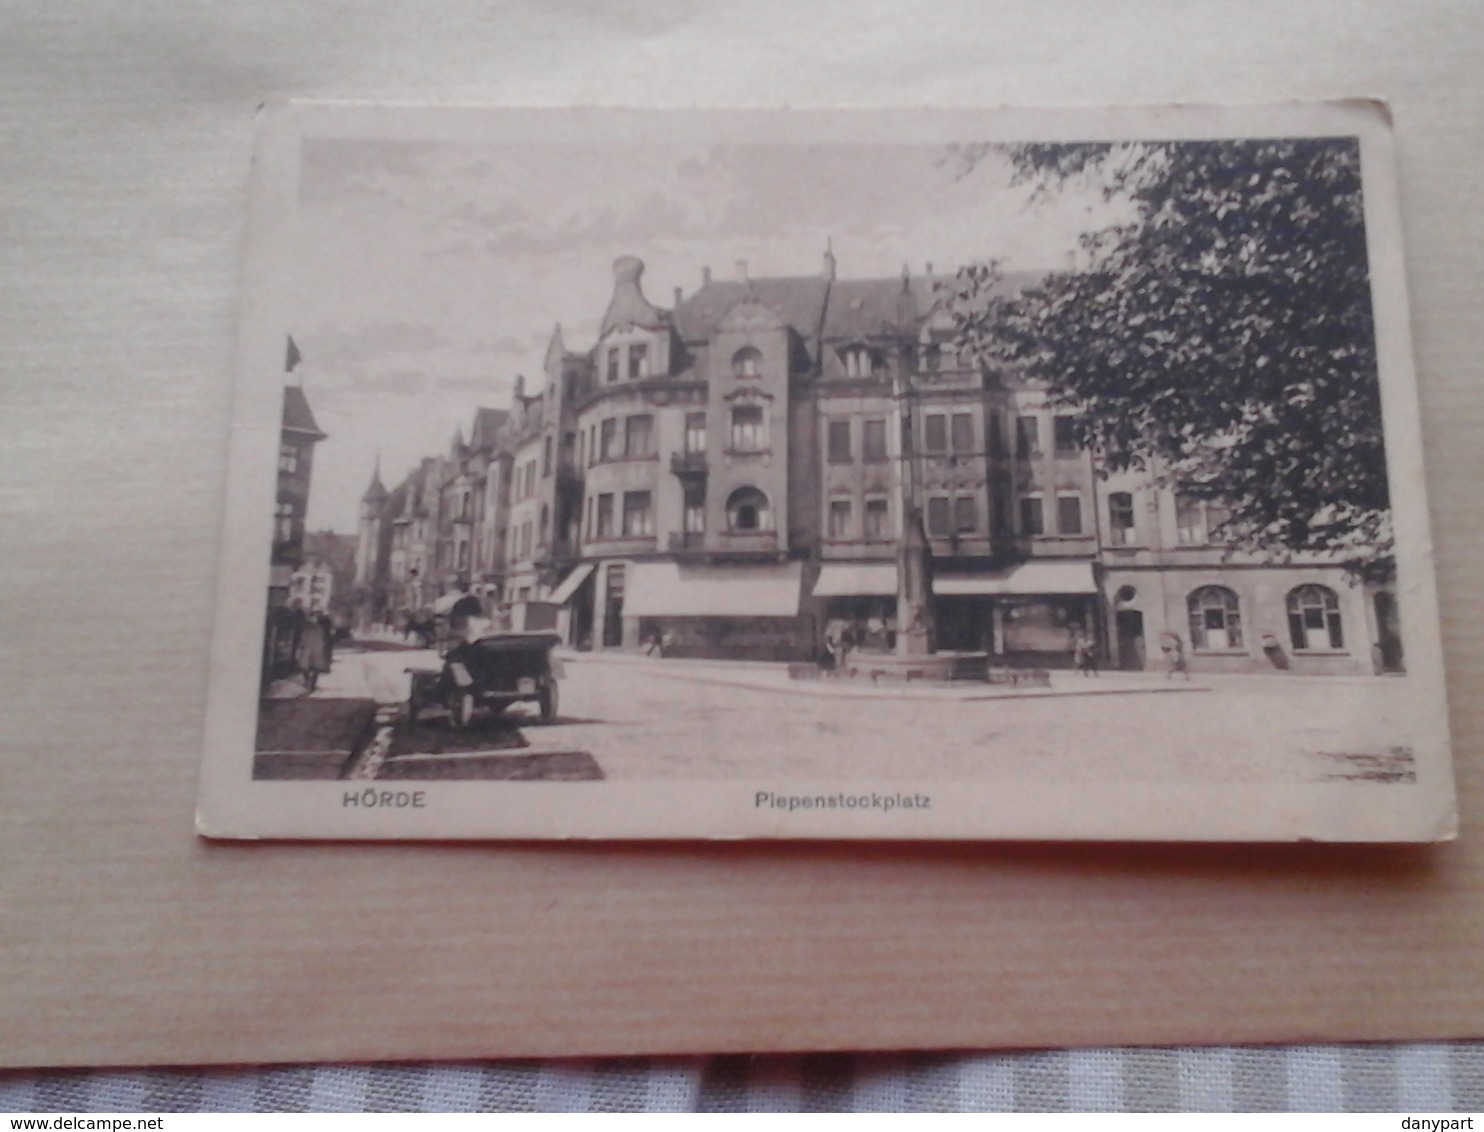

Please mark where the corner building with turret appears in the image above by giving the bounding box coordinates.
[354,250,1405,676]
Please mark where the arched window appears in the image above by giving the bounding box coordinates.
[732,347,762,378]
[1187,585,1243,651]
[1287,584,1343,650]
[726,486,772,533]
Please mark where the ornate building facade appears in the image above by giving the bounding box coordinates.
[353,253,1404,675]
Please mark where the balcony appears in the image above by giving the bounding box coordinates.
[670,450,708,477]
[711,529,782,557]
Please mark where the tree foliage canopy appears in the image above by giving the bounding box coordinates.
[943,138,1391,577]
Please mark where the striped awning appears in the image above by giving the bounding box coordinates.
[548,563,595,606]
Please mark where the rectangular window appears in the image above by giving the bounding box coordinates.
[954,495,978,534]
[864,497,890,539]
[1057,494,1084,535]
[951,412,974,453]
[624,414,653,458]
[828,498,853,539]
[622,491,653,537]
[628,342,649,379]
[986,411,1004,456]
[927,496,952,538]
[827,419,852,463]
[599,418,617,461]
[542,436,552,477]
[1016,415,1041,458]
[731,405,765,451]
[685,411,707,453]
[596,493,615,538]
[1020,495,1045,536]
[924,413,948,453]
[862,418,888,463]
[585,496,594,540]
[1053,415,1078,456]
[1108,492,1135,545]
[278,444,299,474]
[683,481,706,533]
[606,347,620,383]
[1175,495,1205,545]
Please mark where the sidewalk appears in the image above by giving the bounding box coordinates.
[563,649,1211,702]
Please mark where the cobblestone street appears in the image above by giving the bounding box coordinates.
[317,643,1422,786]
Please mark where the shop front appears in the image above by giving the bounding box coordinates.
[813,563,899,654]
[933,561,1099,668]
[624,561,808,661]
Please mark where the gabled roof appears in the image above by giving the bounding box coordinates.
[468,407,509,452]
[673,276,830,342]
[912,268,1052,320]
[821,277,917,341]
[282,385,326,440]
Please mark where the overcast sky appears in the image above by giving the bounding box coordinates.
[289,131,1124,533]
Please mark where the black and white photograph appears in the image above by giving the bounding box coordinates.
[200,101,1454,841]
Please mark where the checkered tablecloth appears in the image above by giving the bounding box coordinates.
[3,1045,1481,1112]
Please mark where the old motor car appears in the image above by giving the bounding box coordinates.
[407,630,562,727]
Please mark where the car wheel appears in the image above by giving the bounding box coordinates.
[450,691,476,729]
[538,681,559,725]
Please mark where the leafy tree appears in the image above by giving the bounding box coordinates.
[943,138,1392,578]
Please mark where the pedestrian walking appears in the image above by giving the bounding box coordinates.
[1159,631,1189,680]
[296,609,332,692]
[1073,630,1098,677]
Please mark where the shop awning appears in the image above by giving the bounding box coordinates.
[547,563,595,606]
[813,563,899,597]
[625,562,803,617]
[933,561,1097,596]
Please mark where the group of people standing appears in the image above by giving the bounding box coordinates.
[262,602,336,694]
[821,616,896,674]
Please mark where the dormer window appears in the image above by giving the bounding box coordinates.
[732,347,762,378]
[841,346,879,379]
[627,342,649,379]
[606,347,620,383]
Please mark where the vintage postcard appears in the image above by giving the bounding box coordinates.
[198,101,1456,841]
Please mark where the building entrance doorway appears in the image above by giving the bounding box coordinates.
[1116,609,1147,671]
[602,565,626,649]
[933,596,990,653]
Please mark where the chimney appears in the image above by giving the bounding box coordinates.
[736,259,748,282]
[925,261,933,276]
[702,265,711,286]
[822,237,837,281]
[673,286,682,306]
